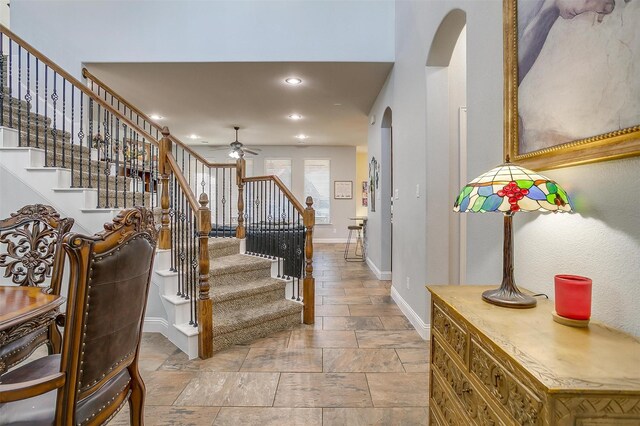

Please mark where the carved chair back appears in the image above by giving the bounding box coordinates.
[56,207,157,424]
[0,204,74,294]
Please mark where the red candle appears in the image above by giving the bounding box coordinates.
[554,275,592,320]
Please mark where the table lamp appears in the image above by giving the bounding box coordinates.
[453,160,572,308]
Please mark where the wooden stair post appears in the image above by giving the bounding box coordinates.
[158,126,172,250]
[303,196,315,324]
[236,156,246,239]
[197,192,213,358]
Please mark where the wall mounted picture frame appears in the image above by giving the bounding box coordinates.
[334,181,353,199]
[504,0,640,171]
[361,181,368,207]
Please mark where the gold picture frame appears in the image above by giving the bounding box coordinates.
[503,0,640,171]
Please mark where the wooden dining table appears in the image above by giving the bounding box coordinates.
[0,286,64,373]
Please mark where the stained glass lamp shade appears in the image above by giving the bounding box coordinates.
[454,162,572,308]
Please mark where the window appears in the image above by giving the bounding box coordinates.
[304,159,330,224]
[264,158,292,188]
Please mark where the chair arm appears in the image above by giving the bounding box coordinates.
[0,372,65,403]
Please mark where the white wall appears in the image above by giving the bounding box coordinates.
[191,145,357,242]
[367,0,640,337]
[11,0,394,79]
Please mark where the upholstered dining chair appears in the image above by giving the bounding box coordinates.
[0,207,157,426]
[0,204,74,372]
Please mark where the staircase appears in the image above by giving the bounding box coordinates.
[0,105,152,235]
[209,238,302,351]
[0,24,316,361]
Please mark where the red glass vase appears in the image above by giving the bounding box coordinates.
[554,274,592,320]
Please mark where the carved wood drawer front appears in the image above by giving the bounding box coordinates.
[469,339,543,426]
[432,337,506,426]
[431,366,473,426]
[433,302,467,362]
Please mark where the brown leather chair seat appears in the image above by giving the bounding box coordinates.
[348,225,362,230]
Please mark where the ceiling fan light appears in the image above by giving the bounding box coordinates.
[229,150,240,159]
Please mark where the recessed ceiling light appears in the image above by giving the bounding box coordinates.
[288,114,303,120]
[149,114,163,120]
[201,141,209,144]
[285,77,302,85]
[333,103,342,106]
[295,134,309,140]
[188,134,200,139]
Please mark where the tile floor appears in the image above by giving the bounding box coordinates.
[111,244,430,425]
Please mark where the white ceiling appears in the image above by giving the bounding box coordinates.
[85,62,393,148]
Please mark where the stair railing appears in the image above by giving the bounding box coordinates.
[239,161,316,324]
[159,128,213,358]
[84,62,317,330]
[0,25,159,210]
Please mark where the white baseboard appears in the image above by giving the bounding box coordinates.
[143,317,169,334]
[390,286,430,340]
[314,238,348,243]
[366,257,392,280]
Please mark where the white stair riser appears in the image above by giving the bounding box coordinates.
[161,295,194,325]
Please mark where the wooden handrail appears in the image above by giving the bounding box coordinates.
[0,25,159,147]
[83,67,238,169]
[166,152,200,212]
[242,175,305,214]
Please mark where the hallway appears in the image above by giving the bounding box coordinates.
[111,244,430,425]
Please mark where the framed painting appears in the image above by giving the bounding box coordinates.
[504,0,640,170]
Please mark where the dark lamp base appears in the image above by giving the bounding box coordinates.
[482,287,537,309]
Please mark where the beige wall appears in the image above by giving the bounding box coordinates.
[355,150,368,217]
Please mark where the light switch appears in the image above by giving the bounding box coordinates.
[415,184,420,198]
[395,189,399,200]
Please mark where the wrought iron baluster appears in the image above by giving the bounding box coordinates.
[178,187,185,297]
[103,111,111,208]
[35,58,38,147]
[70,85,74,186]
[44,65,48,165]
[115,117,120,207]
[61,79,66,168]
[52,71,58,162]
[88,98,94,189]
[95,104,101,206]
[17,45,21,146]
[141,138,146,207]
[78,93,84,188]
[8,40,12,130]
[222,166,226,237]
[215,168,219,237]
[0,34,4,127]
[25,52,31,147]
[229,167,233,236]
[170,175,176,272]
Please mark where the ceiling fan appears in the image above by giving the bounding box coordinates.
[212,126,261,158]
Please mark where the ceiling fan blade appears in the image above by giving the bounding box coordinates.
[243,148,260,155]
[245,146,262,152]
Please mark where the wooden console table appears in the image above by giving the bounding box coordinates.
[427,285,640,426]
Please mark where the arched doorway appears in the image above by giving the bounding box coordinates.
[381,107,393,274]
[425,10,467,284]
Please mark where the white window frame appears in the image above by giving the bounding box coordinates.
[304,158,331,225]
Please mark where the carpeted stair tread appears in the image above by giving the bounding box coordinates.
[212,298,302,336]
[208,237,241,259]
[208,238,240,250]
[210,277,286,303]
[209,254,272,276]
